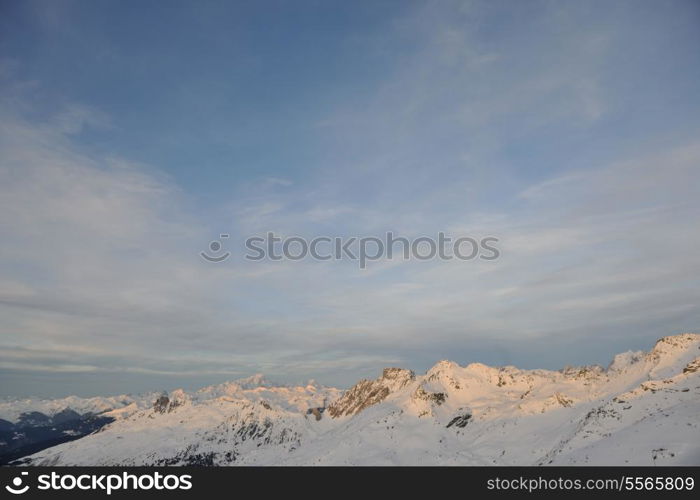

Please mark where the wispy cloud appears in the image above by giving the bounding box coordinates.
[1,0,699,397]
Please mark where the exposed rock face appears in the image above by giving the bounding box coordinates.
[560,365,605,381]
[306,407,324,421]
[554,393,573,408]
[646,334,699,368]
[153,390,190,414]
[683,358,699,374]
[153,394,170,414]
[380,368,415,386]
[327,368,415,418]
[446,410,472,428]
[412,386,446,405]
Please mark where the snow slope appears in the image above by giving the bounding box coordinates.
[16,333,700,466]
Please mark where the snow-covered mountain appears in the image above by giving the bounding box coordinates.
[0,393,157,424]
[12,333,700,466]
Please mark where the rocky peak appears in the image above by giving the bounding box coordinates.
[380,368,415,388]
[327,367,415,418]
[152,389,190,414]
[153,393,170,414]
[647,334,699,360]
[429,360,460,373]
[560,364,605,381]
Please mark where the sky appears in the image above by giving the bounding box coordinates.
[1,0,699,397]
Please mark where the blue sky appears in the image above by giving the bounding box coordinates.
[1,0,699,397]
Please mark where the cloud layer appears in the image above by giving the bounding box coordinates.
[1,0,699,396]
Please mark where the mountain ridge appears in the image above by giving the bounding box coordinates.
[8,332,700,466]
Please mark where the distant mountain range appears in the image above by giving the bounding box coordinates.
[4,333,699,465]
